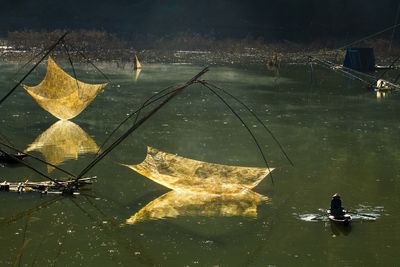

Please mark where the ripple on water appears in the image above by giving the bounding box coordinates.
[295,205,384,222]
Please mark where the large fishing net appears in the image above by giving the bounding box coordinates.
[26,120,99,172]
[23,56,107,120]
[124,146,273,194]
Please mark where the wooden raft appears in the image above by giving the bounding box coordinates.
[0,177,96,195]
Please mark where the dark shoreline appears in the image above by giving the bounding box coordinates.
[2,48,398,67]
[1,30,399,66]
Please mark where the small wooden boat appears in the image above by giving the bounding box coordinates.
[0,152,27,164]
[327,209,352,225]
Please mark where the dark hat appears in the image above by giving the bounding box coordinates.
[332,193,341,198]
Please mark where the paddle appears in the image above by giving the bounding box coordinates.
[347,211,377,219]
[310,213,327,221]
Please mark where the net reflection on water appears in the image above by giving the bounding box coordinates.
[124,146,272,224]
[26,120,99,172]
[127,190,268,224]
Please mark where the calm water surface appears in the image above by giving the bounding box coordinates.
[0,61,399,266]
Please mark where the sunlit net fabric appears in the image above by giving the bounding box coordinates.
[124,146,273,194]
[133,55,142,70]
[132,69,141,81]
[126,190,267,224]
[26,120,99,172]
[23,57,108,120]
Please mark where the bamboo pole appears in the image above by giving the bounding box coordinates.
[76,67,209,180]
[0,32,69,106]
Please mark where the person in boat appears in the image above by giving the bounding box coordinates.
[330,193,345,217]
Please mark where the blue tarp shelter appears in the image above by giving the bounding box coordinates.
[343,48,375,71]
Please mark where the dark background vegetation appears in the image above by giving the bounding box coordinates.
[1,0,399,41]
[1,0,399,63]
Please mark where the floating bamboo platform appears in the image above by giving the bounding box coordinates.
[0,177,96,195]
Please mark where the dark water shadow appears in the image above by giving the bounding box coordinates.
[330,221,352,236]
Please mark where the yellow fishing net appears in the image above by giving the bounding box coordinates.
[126,190,267,224]
[26,120,99,172]
[23,56,108,120]
[132,69,141,82]
[124,146,273,194]
[133,55,142,70]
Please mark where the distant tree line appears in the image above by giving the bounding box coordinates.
[2,29,399,64]
[0,0,399,42]
[7,30,127,51]
[6,29,398,53]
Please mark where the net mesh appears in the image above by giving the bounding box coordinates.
[124,146,273,194]
[23,56,107,120]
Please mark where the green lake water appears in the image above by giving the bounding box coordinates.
[0,61,399,266]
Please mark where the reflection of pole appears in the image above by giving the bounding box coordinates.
[0,140,77,178]
[390,3,400,53]
[0,149,65,188]
[309,56,314,84]
[0,32,69,106]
